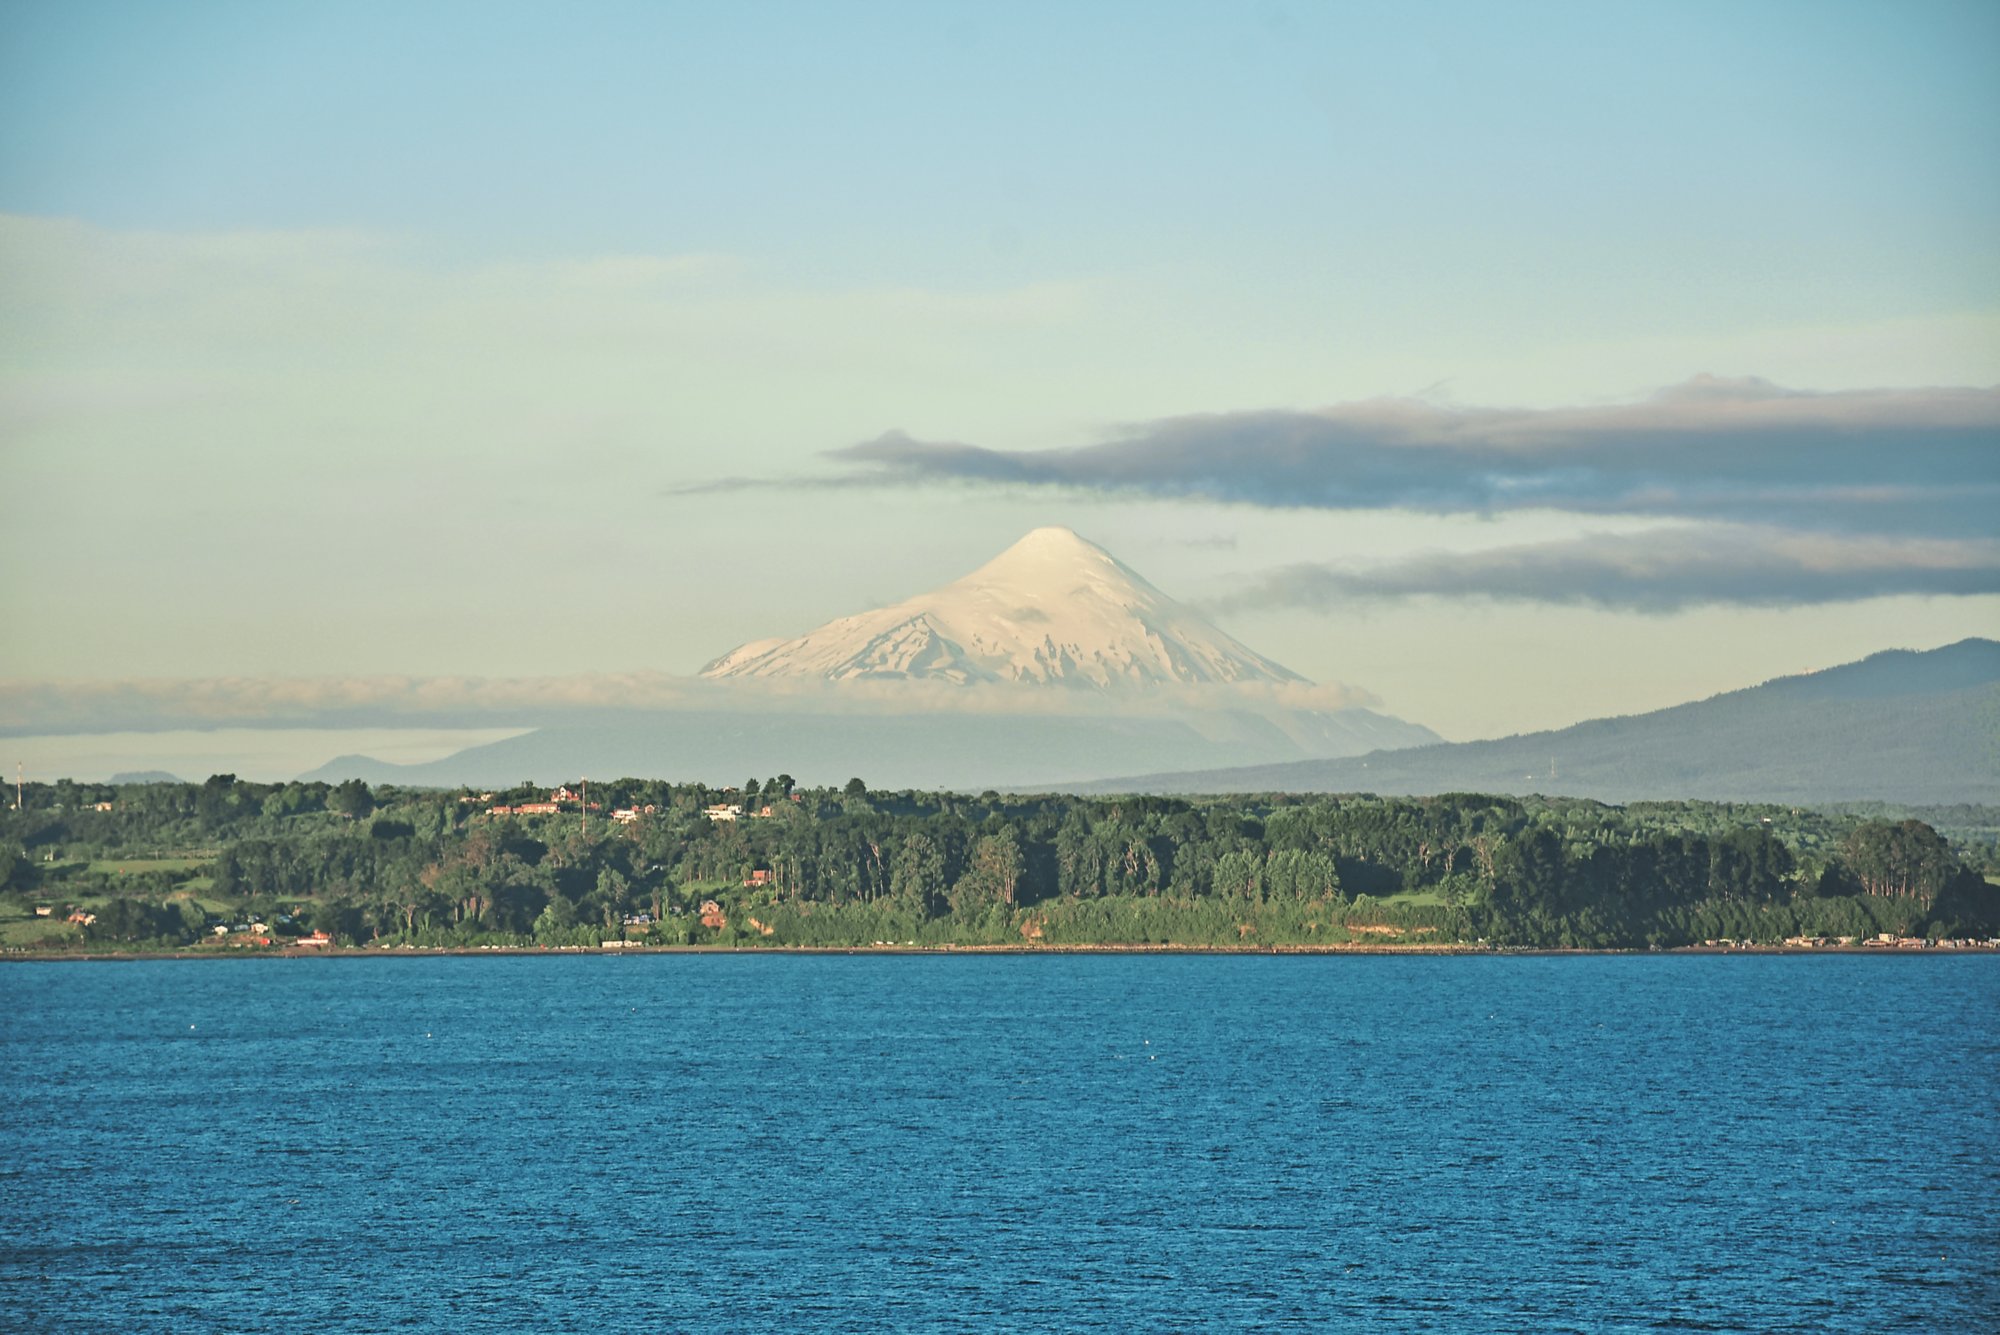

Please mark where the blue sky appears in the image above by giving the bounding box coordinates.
[2,0,1996,770]
[8,2,1997,301]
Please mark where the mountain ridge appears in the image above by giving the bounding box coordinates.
[1059,638,2000,804]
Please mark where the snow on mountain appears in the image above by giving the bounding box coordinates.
[302,528,1441,788]
[701,526,1309,691]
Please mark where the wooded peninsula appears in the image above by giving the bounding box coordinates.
[4,775,1997,954]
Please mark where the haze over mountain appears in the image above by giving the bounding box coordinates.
[303,529,1436,789]
[1067,639,2000,805]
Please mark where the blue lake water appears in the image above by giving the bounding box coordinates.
[3,954,1996,1333]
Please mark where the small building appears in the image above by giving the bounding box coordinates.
[703,804,744,823]
[514,802,560,815]
[92,801,114,812]
[611,808,640,824]
[553,786,583,803]
[32,906,52,918]
[744,869,774,887]
[295,931,333,948]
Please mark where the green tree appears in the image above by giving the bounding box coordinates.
[327,779,375,821]
[890,832,946,914]
[1842,821,1961,905]
[597,868,631,937]
[950,828,1024,912]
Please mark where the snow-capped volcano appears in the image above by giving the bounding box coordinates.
[702,526,1308,690]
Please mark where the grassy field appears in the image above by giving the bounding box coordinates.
[1381,887,1452,907]
[87,857,208,876]
[0,913,82,948]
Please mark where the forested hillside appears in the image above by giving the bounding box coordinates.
[5,775,1996,953]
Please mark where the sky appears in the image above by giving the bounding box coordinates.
[2,0,1997,775]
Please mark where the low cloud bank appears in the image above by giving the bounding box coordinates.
[707,375,1996,610]
[0,672,1383,737]
[1215,526,2000,614]
[824,377,1997,539]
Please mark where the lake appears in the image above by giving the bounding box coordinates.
[3,954,1995,1332]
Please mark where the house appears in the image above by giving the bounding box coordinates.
[753,805,776,819]
[743,869,774,887]
[92,801,114,812]
[513,802,560,815]
[611,808,641,824]
[703,803,744,822]
[553,785,583,803]
[295,931,333,948]
[32,906,51,918]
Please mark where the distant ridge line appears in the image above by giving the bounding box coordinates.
[1061,638,2000,805]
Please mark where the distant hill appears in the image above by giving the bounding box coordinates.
[1064,639,2000,805]
[108,770,183,785]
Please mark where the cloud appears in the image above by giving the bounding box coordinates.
[0,672,707,735]
[1215,526,2000,613]
[815,377,2000,540]
[0,670,1384,736]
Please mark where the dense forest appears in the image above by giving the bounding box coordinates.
[3,775,1997,952]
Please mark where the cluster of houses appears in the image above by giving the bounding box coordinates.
[1701,934,2000,950]
[481,786,620,817]
[475,786,805,825]
[703,797,800,823]
[28,901,341,949]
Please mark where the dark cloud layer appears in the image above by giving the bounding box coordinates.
[1216,527,2000,614]
[826,377,2000,540]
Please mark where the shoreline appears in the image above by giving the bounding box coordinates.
[5,942,1994,962]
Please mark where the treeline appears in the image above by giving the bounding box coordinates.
[3,775,1997,950]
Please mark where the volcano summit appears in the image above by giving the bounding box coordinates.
[704,526,1306,690]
